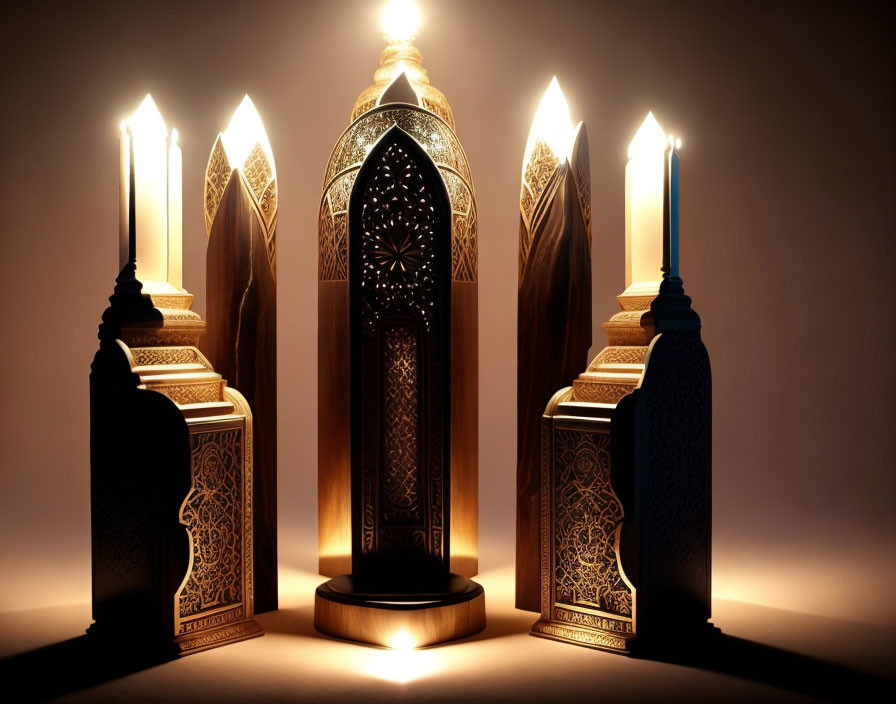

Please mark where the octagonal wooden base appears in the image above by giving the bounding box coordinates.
[314,574,486,648]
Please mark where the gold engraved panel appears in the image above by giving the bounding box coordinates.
[147,381,223,406]
[570,382,636,405]
[520,139,560,236]
[593,346,649,366]
[204,137,232,236]
[383,326,421,520]
[553,427,632,617]
[319,172,356,281]
[178,427,244,627]
[130,347,199,367]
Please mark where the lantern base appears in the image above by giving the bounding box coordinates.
[314,574,486,648]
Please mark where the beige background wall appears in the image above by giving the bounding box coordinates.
[1,0,893,623]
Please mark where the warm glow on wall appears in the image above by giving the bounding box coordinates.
[522,76,578,175]
[381,0,421,44]
[221,94,277,179]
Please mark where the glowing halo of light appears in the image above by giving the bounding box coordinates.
[221,94,276,177]
[381,0,421,44]
[628,111,667,160]
[522,76,577,176]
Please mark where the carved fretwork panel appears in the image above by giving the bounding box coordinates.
[351,128,450,584]
[383,326,421,521]
[177,427,245,632]
[553,428,632,618]
[319,105,477,283]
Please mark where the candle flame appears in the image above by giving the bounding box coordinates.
[628,112,667,160]
[171,128,179,147]
[128,94,167,137]
[381,0,421,44]
[523,76,577,174]
[221,94,276,178]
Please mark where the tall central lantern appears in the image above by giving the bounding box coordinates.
[316,0,482,647]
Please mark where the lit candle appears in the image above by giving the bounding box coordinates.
[665,135,681,279]
[167,128,183,289]
[118,121,131,272]
[625,112,667,291]
[127,94,169,292]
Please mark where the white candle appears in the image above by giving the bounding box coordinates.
[128,94,168,291]
[625,112,667,290]
[119,121,131,272]
[167,128,183,290]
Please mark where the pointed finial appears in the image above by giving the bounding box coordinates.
[378,71,421,107]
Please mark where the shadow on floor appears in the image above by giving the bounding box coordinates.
[0,635,170,703]
[638,631,895,701]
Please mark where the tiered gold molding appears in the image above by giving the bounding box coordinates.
[531,284,659,654]
[351,40,455,129]
[118,293,262,656]
[570,285,658,405]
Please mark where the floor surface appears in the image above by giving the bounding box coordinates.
[1,565,893,703]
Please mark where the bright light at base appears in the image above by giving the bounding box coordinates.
[523,76,577,174]
[221,94,276,177]
[389,629,416,651]
[381,0,421,44]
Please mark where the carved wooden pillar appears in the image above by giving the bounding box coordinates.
[204,100,278,613]
[318,35,478,581]
[315,61,483,646]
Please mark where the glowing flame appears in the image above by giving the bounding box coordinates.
[628,112,667,160]
[127,94,167,136]
[381,0,421,44]
[171,128,179,147]
[388,629,416,651]
[221,94,276,177]
[362,629,438,683]
[523,76,577,174]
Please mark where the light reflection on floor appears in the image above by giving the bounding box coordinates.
[2,563,894,702]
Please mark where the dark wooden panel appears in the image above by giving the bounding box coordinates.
[318,281,351,577]
[450,281,478,576]
[517,168,591,611]
[205,173,278,612]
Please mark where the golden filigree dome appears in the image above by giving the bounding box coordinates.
[351,35,455,129]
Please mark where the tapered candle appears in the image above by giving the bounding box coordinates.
[128,94,168,290]
[167,128,183,289]
[664,136,681,279]
[119,121,131,271]
[625,112,667,290]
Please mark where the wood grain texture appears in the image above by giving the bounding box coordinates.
[205,172,278,613]
[314,576,485,648]
[450,282,478,576]
[318,281,351,577]
[517,167,592,611]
